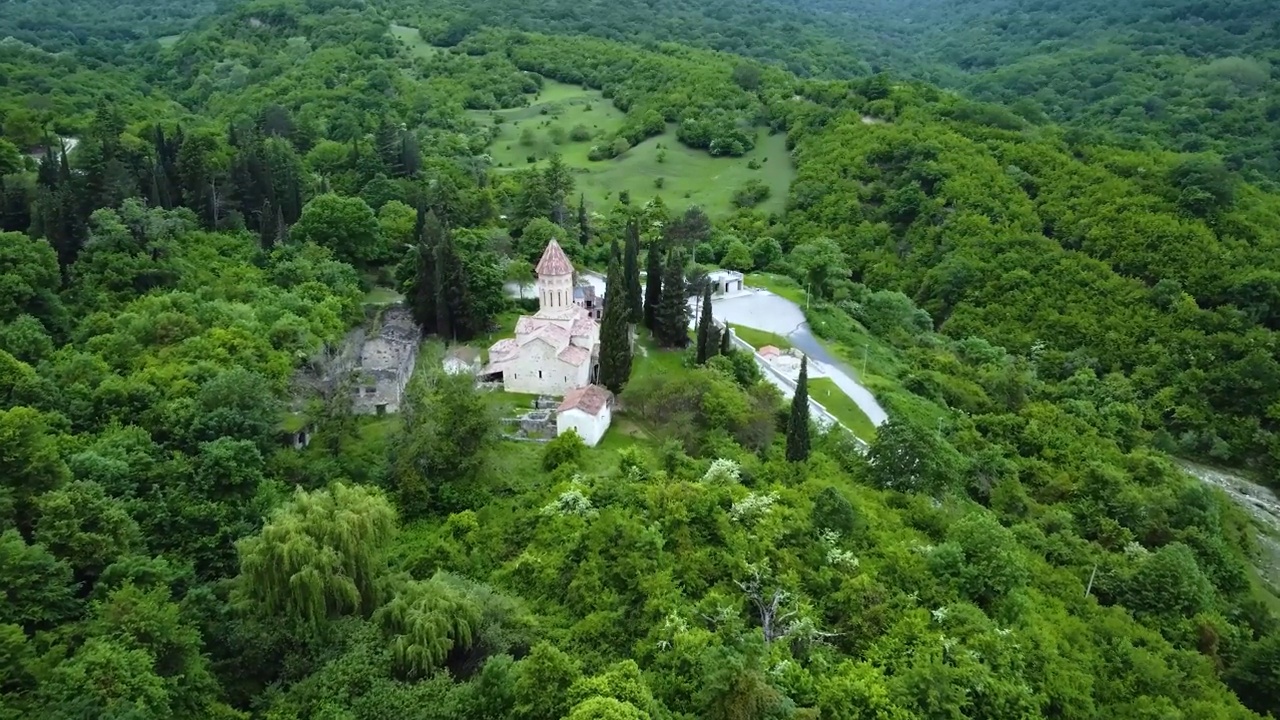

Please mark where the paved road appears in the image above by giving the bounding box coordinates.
[707,289,889,427]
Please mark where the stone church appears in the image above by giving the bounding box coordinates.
[485,238,600,396]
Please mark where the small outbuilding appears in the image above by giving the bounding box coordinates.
[707,269,745,297]
[556,384,614,447]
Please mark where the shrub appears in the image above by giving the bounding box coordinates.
[569,124,592,142]
[654,177,665,189]
[543,431,586,471]
[731,179,771,208]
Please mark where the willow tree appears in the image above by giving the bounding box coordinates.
[235,482,397,633]
[374,574,481,678]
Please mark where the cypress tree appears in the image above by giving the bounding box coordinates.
[402,205,439,335]
[643,239,663,329]
[695,283,714,364]
[624,219,642,323]
[259,198,277,250]
[437,225,479,341]
[786,355,812,462]
[597,239,633,394]
[577,194,590,246]
[431,213,453,341]
[654,249,690,348]
[720,324,732,355]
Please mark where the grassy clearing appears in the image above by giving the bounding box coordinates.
[363,286,402,306]
[729,324,791,351]
[631,334,690,382]
[471,80,794,217]
[390,24,441,59]
[810,377,877,442]
[157,34,181,48]
[745,272,807,306]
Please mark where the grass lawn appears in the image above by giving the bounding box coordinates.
[631,333,690,382]
[157,34,181,47]
[363,286,402,306]
[729,324,791,351]
[471,80,794,218]
[745,272,807,306]
[810,377,877,442]
[390,24,441,59]
[482,389,542,416]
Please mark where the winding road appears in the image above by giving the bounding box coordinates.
[705,288,888,427]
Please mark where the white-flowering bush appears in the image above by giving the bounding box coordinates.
[818,529,859,568]
[702,458,741,485]
[542,476,597,517]
[730,492,778,521]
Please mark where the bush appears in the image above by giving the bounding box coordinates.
[747,158,761,170]
[731,179,771,208]
[549,125,567,145]
[543,431,586,471]
[654,177,665,189]
[569,124,592,142]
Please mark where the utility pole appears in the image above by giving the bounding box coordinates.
[1084,564,1098,598]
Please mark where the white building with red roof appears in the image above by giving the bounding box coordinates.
[556,384,614,446]
[484,239,600,396]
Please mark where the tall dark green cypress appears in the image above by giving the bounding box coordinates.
[695,284,714,364]
[577,194,590,246]
[597,238,633,394]
[402,205,439,335]
[654,249,690,348]
[432,214,453,342]
[786,355,811,462]
[643,239,664,329]
[720,324,732,355]
[623,219,642,323]
[437,225,479,341]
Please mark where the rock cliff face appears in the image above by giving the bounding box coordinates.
[1182,461,1280,593]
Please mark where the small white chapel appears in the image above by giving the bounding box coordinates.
[484,238,600,395]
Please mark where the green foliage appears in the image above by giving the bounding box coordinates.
[235,483,397,634]
[2,1,1279,718]
[786,355,811,462]
[543,429,587,471]
[391,371,498,515]
[291,194,385,267]
[598,239,634,393]
[653,250,690,348]
[1122,542,1216,620]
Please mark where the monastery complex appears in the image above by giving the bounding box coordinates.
[484,239,601,396]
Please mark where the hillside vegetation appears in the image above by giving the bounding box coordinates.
[1,0,1280,718]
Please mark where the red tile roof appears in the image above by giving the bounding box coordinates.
[536,238,575,277]
[557,345,592,367]
[557,384,613,415]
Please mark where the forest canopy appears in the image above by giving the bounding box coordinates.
[2,0,1280,717]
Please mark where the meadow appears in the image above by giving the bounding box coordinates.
[470,80,794,217]
[390,24,442,58]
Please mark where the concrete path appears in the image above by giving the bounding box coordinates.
[705,288,889,427]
